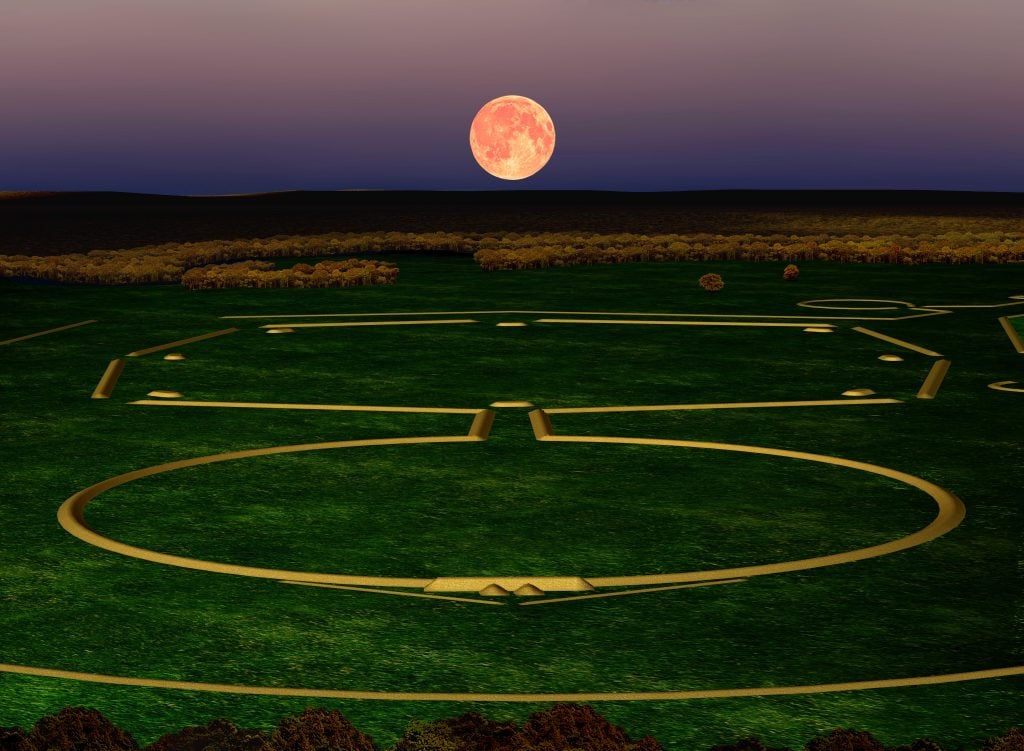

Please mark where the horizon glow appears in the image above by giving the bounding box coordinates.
[0,0,1021,193]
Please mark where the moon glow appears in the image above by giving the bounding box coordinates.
[469,95,555,180]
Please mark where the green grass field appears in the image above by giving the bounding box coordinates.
[1,255,1022,750]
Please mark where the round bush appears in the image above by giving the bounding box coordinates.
[710,739,792,751]
[887,739,945,751]
[980,727,1024,751]
[515,703,662,751]
[699,273,724,292]
[389,720,459,751]
[144,719,272,751]
[392,713,518,751]
[272,709,377,751]
[0,727,33,751]
[803,728,884,751]
[783,264,800,280]
[29,708,138,751]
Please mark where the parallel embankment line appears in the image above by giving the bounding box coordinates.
[261,319,477,328]
[545,399,900,414]
[916,360,951,399]
[129,399,480,414]
[535,319,832,328]
[998,316,1024,353]
[852,327,943,357]
[222,309,945,321]
[91,359,126,399]
[127,327,238,357]
[0,320,97,346]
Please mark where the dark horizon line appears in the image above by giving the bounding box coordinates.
[3,187,1024,199]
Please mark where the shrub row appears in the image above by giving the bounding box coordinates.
[0,232,464,286]
[180,259,398,290]
[1,705,1020,751]
[2,229,1024,286]
[471,237,1024,271]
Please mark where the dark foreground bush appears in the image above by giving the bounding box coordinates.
[389,719,460,751]
[8,706,1022,751]
[515,703,662,751]
[980,727,1024,751]
[804,728,885,751]
[391,713,518,751]
[434,713,517,751]
[272,709,377,751]
[28,708,139,751]
[0,727,32,751]
[710,738,793,751]
[144,719,272,751]
[888,739,946,751]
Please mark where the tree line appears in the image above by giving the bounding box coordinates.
[2,229,1024,286]
[0,232,464,286]
[180,259,398,290]
[472,235,1024,270]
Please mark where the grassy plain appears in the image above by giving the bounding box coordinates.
[1,254,1022,749]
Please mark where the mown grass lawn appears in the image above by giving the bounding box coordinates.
[1,256,1022,750]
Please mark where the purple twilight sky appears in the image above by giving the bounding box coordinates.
[1,0,1021,194]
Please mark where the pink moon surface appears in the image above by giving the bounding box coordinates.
[469,95,555,180]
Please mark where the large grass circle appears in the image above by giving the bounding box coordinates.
[61,428,963,590]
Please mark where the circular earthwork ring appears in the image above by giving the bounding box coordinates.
[16,311,1016,700]
[988,381,1024,393]
[58,421,966,592]
[798,299,917,310]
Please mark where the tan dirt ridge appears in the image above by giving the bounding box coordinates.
[0,663,1019,701]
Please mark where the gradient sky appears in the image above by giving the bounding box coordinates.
[1,0,1022,193]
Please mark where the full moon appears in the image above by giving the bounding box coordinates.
[469,95,555,180]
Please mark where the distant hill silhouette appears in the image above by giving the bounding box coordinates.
[1,189,1021,256]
